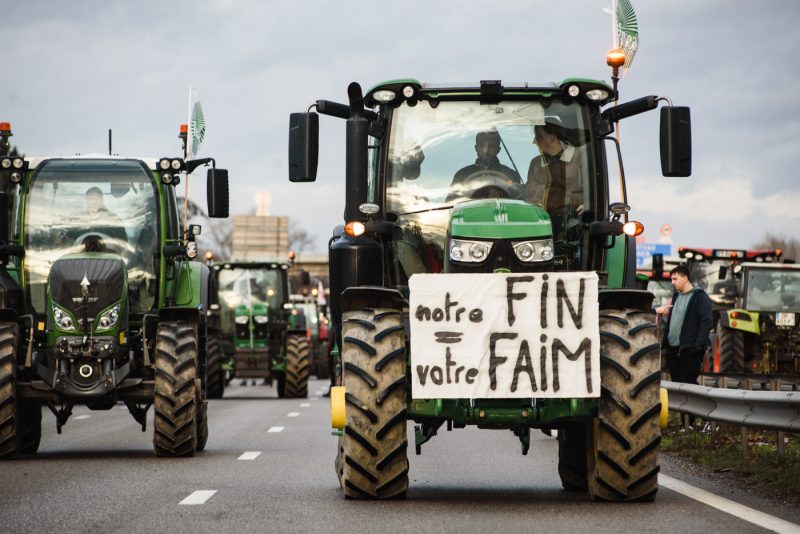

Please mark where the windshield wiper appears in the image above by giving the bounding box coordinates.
[397,204,457,217]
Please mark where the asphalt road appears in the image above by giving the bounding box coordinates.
[2,379,798,534]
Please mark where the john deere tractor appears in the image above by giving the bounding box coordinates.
[210,260,310,397]
[288,73,691,501]
[0,123,229,458]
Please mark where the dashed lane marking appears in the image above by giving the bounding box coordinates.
[300,403,311,407]
[179,490,217,505]
[310,397,319,401]
[73,415,91,420]
[287,412,300,417]
[238,451,262,460]
[268,426,285,433]
[659,475,800,534]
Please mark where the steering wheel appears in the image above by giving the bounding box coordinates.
[74,232,126,254]
[461,170,522,200]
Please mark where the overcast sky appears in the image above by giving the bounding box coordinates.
[3,0,799,256]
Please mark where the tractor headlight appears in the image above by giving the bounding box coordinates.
[253,315,268,324]
[53,305,77,332]
[586,88,610,101]
[449,239,493,263]
[186,241,198,259]
[96,304,121,331]
[235,315,250,325]
[512,238,554,262]
[158,158,171,170]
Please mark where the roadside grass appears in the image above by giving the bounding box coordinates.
[661,414,800,503]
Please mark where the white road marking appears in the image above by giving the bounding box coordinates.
[179,490,217,505]
[310,397,319,401]
[238,451,262,460]
[73,415,91,420]
[659,475,800,534]
[300,403,311,407]
[287,412,300,417]
[268,426,285,433]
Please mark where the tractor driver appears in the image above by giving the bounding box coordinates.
[446,129,522,202]
[524,122,585,241]
[81,187,128,250]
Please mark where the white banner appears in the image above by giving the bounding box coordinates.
[187,85,206,159]
[409,273,600,399]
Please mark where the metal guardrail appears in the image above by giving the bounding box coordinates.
[662,380,800,434]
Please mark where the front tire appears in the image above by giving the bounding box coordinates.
[283,334,310,398]
[588,309,661,501]
[338,308,408,499]
[716,319,745,373]
[153,321,199,457]
[0,323,21,459]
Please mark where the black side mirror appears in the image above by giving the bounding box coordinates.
[207,168,229,218]
[653,253,664,280]
[288,112,319,182]
[660,106,692,177]
[718,265,728,280]
[301,270,311,286]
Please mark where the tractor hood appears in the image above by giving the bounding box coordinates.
[48,253,126,326]
[449,199,552,240]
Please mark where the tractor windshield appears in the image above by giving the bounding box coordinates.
[217,267,286,332]
[384,98,592,289]
[744,268,800,312]
[24,159,158,314]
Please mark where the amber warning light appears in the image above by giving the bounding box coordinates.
[0,122,11,133]
[606,49,626,69]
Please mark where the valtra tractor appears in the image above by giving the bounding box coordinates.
[210,260,310,397]
[288,57,691,500]
[0,122,229,458]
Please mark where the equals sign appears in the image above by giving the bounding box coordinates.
[434,331,463,344]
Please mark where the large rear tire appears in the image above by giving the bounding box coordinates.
[716,319,745,373]
[283,334,310,398]
[557,423,588,491]
[338,308,408,499]
[206,337,225,399]
[196,401,208,452]
[153,321,199,457]
[588,309,661,502]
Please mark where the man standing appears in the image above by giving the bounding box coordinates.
[655,265,713,383]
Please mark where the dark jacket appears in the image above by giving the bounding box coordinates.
[661,287,713,351]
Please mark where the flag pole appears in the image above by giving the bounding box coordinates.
[184,84,192,245]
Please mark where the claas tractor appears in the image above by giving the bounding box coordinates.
[210,260,310,397]
[702,259,800,375]
[674,247,791,374]
[288,71,691,501]
[0,122,229,458]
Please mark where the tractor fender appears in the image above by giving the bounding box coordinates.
[340,286,407,314]
[720,308,760,335]
[171,261,212,316]
[598,288,655,312]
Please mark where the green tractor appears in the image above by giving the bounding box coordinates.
[707,261,800,375]
[0,123,229,458]
[288,75,692,500]
[210,260,310,397]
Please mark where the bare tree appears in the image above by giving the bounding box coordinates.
[178,196,233,259]
[289,221,316,254]
[752,232,800,262]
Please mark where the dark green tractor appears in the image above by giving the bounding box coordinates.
[289,75,691,500]
[0,123,229,458]
[211,260,310,397]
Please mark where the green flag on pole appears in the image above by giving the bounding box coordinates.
[614,0,639,77]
